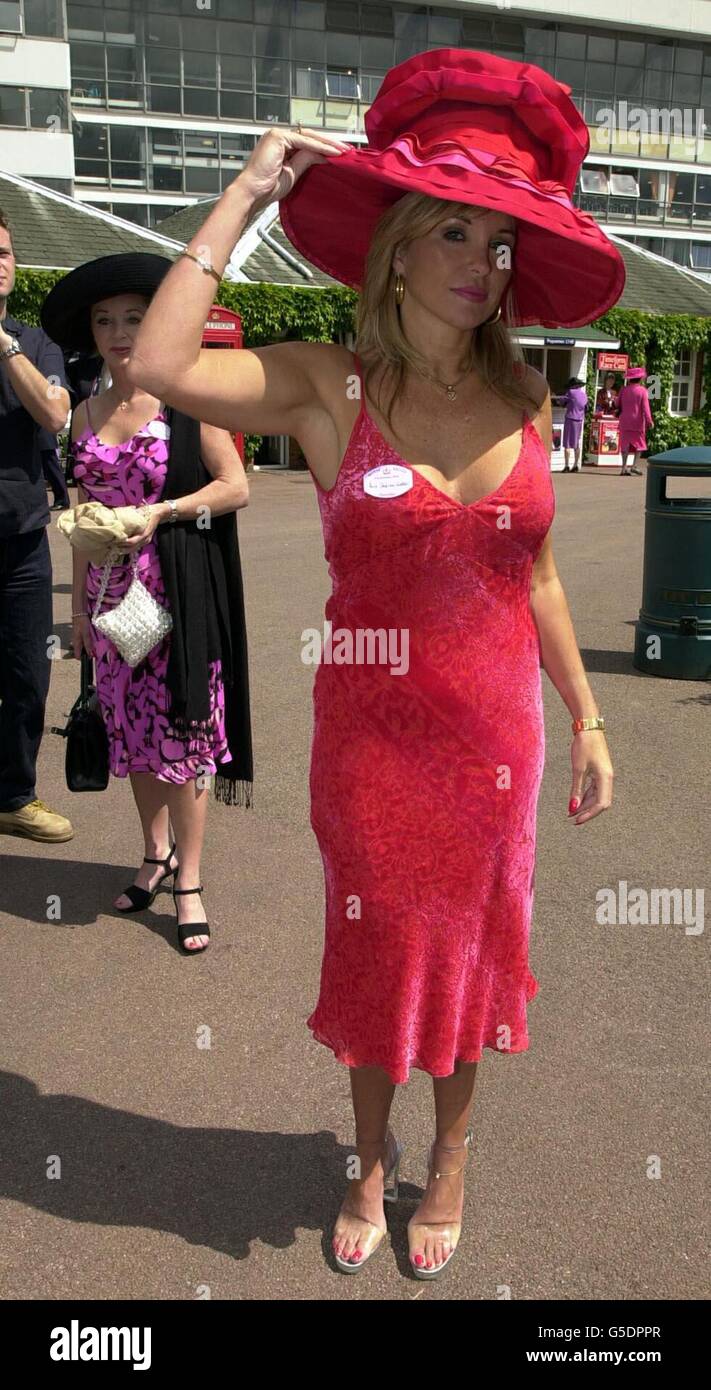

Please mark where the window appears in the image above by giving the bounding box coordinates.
[111,202,149,227]
[523,347,545,371]
[557,28,586,59]
[668,170,694,221]
[221,53,252,91]
[221,132,254,161]
[326,66,358,99]
[0,85,24,125]
[292,27,325,61]
[110,125,144,183]
[292,0,323,28]
[669,349,695,415]
[74,121,109,180]
[581,169,609,195]
[0,2,21,34]
[690,243,711,270]
[556,58,585,94]
[587,35,615,63]
[29,87,68,129]
[524,26,555,61]
[151,162,182,191]
[24,0,64,38]
[585,62,614,101]
[71,42,106,102]
[428,15,461,47]
[609,172,639,197]
[67,3,102,38]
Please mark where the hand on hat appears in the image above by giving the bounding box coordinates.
[237,127,350,210]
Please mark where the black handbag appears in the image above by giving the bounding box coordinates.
[51,651,110,792]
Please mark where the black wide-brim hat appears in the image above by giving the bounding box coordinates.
[40,252,174,354]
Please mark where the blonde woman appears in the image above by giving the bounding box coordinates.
[127,51,619,1275]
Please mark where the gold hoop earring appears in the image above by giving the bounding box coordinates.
[394,272,405,306]
[482,304,502,326]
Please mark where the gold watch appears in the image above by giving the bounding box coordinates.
[572,716,605,734]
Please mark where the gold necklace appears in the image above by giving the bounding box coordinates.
[413,351,476,401]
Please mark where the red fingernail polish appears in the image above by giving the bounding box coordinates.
[568,798,579,813]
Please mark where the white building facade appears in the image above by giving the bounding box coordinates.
[2,0,711,272]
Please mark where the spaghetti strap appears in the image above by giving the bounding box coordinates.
[84,394,93,432]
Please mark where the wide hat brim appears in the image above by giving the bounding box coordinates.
[280,47,625,328]
[40,252,174,354]
[281,147,624,328]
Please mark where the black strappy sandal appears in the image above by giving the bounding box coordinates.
[173,886,210,955]
[115,842,178,914]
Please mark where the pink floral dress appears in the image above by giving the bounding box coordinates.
[72,405,231,784]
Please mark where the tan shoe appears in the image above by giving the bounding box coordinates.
[0,798,74,842]
[407,1126,475,1279]
[332,1128,403,1273]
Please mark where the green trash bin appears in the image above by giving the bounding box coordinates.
[634,446,711,680]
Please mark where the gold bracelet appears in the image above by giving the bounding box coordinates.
[178,249,222,284]
[572,716,605,733]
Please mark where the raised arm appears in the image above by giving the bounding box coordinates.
[126,128,350,438]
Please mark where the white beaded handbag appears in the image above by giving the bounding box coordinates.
[92,546,173,667]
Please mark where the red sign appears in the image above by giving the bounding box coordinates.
[597,351,628,372]
[590,417,620,455]
[201,306,244,459]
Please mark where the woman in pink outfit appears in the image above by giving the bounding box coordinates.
[128,48,619,1281]
[616,366,653,476]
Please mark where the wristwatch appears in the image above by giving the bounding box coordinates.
[0,336,23,361]
[166,498,179,524]
[572,716,605,733]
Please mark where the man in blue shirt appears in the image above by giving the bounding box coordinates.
[0,209,74,842]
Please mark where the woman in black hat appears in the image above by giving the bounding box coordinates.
[41,254,254,954]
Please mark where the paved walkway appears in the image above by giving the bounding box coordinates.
[1,463,708,1300]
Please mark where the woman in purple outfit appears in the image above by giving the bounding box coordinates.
[616,366,653,476]
[554,376,588,471]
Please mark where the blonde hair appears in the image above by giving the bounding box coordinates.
[354,192,541,435]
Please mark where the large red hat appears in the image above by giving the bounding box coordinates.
[280,48,625,328]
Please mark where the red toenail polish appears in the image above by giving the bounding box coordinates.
[426,1260,432,1268]
[414,1254,423,1265]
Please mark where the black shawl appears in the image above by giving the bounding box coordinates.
[155,406,253,808]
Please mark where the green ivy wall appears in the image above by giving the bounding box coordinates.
[9,270,710,460]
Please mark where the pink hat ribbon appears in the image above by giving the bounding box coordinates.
[383,134,574,212]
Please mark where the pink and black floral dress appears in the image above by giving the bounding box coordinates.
[72,402,231,784]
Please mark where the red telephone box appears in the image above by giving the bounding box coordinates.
[201,306,244,459]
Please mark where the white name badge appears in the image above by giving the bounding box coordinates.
[146,419,171,439]
[363,463,414,498]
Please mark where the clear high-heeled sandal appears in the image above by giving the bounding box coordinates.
[407,1125,475,1279]
[333,1128,403,1274]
